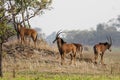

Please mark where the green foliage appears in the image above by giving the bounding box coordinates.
[13,0,52,14]
[0,22,16,43]
[0,22,7,35]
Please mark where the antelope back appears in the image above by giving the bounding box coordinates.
[62,43,76,53]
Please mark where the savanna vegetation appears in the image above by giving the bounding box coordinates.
[0,39,120,80]
[0,0,52,78]
[0,0,120,80]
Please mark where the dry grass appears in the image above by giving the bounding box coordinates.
[1,38,120,78]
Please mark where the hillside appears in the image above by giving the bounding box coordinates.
[1,38,120,78]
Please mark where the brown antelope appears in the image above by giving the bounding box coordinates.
[73,43,83,61]
[93,36,112,65]
[53,30,77,65]
[16,23,38,48]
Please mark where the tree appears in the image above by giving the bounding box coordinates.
[0,1,16,77]
[96,23,105,32]
[7,0,52,22]
[0,19,15,78]
[0,0,52,77]
[2,0,52,39]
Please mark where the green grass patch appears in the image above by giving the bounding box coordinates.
[0,72,120,80]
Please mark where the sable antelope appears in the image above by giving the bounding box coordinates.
[73,43,83,60]
[93,36,112,65]
[53,30,77,65]
[16,23,38,48]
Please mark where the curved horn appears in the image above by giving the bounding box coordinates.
[56,29,62,37]
[106,35,112,45]
[109,35,112,45]
[53,29,62,43]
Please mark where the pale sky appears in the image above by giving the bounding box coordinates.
[30,0,120,36]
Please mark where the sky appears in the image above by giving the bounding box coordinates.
[30,0,120,36]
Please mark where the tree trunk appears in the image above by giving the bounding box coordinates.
[0,43,3,77]
[26,10,31,28]
[27,18,31,28]
[22,12,26,27]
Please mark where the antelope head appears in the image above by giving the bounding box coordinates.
[106,36,112,52]
[53,30,62,43]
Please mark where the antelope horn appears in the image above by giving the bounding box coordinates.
[15,18,18,24]
[106,35,112,45]
[15,18,21,24]
[106,35,110,42]
[109,35,112,45]
[56,29,62,37]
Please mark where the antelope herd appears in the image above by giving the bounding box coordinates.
[16,21,112,65]
[53,30,112,65]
